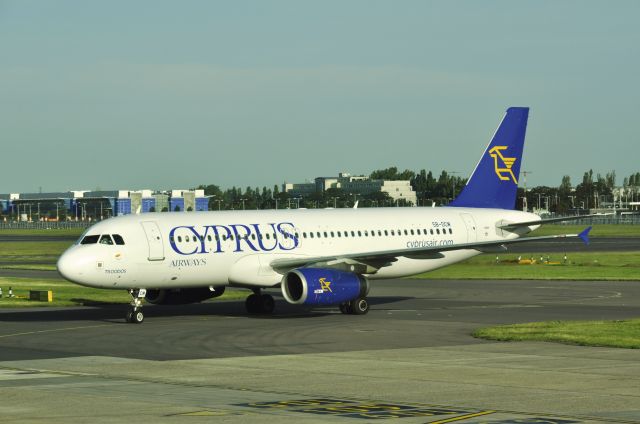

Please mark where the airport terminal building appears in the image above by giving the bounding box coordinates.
[0,189,208,222]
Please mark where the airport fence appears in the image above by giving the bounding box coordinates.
[545,216,640,226]
[0,221,91,230]
[0,214,638,231]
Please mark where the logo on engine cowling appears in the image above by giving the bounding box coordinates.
[319,277,332,293]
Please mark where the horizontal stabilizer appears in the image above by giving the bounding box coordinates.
[578,226,592,245]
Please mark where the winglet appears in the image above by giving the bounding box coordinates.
[578,226,592,245]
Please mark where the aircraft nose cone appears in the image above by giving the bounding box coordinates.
[57,249,86,284]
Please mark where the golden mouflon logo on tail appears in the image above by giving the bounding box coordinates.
[488,146,518,184]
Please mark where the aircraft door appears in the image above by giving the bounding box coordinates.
[141,221,165,261]
[460,213,477,243]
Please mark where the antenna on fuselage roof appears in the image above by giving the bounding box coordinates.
[353,201,359,209]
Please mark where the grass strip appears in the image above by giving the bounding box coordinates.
[0,277,247,308]
[416,251,640,281]
[528,224,640,237]
[473,319,640,349]
[0,228,86,237]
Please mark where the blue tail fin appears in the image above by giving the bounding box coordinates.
[449,107,529,210]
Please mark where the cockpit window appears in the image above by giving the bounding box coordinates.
[80,235,100,245]
[99,235,114,245]
[112,234,125,245]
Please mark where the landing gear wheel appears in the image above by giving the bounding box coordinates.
[260,294,275,314]
[125,288,147,323]
[245,294,261,314]
[349,297,369,315]
[125,308,144,324]
[339,302,353,314]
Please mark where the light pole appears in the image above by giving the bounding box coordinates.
[447,171,461,199]
[520,170,533,211]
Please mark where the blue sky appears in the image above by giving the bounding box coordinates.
[1,0,638,192]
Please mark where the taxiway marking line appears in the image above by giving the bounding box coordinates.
[428,410,494,423]
[0,324,111,339]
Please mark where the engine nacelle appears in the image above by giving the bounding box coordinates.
[145,287,225,305]
[281,268,369,306]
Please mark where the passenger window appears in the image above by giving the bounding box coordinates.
[449,228,453,234]
[390,230,395,236]
[378,230,382,236]
[317,232,321,238]
[357,231,362,237]
[410,229,415,235]
[416,229,421,235]
[303,232,307,238]
[99,235,114,245]
[404,230,408,235]
[112,234,125,245]
[430,229,434,235]
[186,236,190,242]
[351,231,355,237]
[310,232,314,238]
[330,231,335,237]
[436,229,440,235]
[80,235,100,245]
[251,234,256,240]
[384,230,389,236]
[324,232,328,238]
[337,231,342,237]
[178,236,183,242]
[266,234,270,240]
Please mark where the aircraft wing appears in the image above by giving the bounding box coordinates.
[270,227,592,273]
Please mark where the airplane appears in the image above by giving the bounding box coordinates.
[57,107,593,324]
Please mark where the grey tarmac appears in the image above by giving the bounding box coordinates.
[1,278,640,423]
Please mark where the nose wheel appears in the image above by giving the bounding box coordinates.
[125,289,147,324]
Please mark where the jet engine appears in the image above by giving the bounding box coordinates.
[145,287,225,305]
[281,268,369,306]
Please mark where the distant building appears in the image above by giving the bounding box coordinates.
[0,189,208,221]
[284,172,417,205]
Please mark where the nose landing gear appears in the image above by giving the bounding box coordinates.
[125,289,147,324]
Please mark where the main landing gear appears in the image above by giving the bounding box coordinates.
[339,297,370,315]
[125,289,147,324]
[245,289,275,315]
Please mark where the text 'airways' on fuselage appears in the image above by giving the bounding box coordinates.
[169,222,299,255]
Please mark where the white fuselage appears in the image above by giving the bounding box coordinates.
[57,207,540,290]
